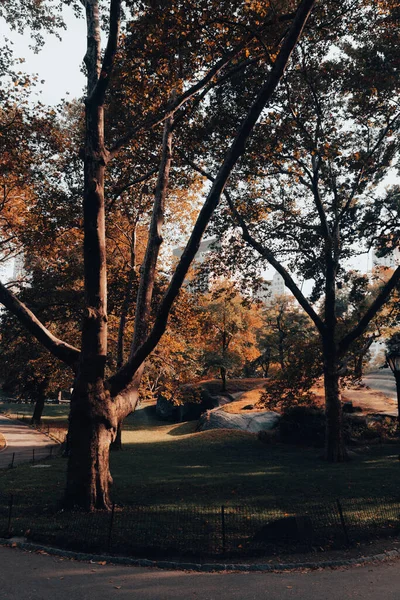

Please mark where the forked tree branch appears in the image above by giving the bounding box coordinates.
[339,265,400,355]
[87,0,122,106]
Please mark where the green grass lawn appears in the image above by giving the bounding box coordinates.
[1,400,400,557]
[0,402,70,424]
[0,401,400,514]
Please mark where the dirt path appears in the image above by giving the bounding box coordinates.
[0,416,58,468]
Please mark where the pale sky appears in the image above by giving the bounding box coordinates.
[2,6,86,105]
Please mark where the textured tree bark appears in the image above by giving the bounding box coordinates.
[65,381,117,510]
[323,337,348,462]
[64,0,119,510]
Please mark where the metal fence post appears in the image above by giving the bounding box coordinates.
[221,505,226,555]
[32,449,35,465]
[7,495,13,537]
[107,502,116,553]
[9,453,15,469]
[336,499,350,546]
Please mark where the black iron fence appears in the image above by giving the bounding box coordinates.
[0,445,59,469]
[0,492,399,559]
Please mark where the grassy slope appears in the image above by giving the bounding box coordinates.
[0,401,399,515]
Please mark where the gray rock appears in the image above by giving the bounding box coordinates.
[198,409,280,433]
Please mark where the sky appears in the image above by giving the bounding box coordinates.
[2,6,86,105]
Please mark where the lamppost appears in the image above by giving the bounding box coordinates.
[386,351,400,427]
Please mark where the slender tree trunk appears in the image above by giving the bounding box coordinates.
[278,333,285,371]
[220,366,227,392]
[112,237,136,452]
[354,338,373,380]
[354,355,363,381]
[262,348,271,378]
[131,110,174,352]
[323,338,347,462]
[117,230,136,369]
[31,393,45,426]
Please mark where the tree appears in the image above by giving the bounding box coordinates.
[336,269,400,381]
[0,0,317,509]
[205,2,400,461]
[200,287,263,391]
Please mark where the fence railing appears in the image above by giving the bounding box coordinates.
[0,493,399,559]
[0,445,60,469]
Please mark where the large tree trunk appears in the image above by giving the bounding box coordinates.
[323,338,348,462]
[65,379,117,511]
[64,0,119,510]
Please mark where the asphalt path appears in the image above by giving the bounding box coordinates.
[363,370,398,401]
[0,546,399,600]
[0,415,57,468]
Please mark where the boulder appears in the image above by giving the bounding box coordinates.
[198,409,280,433]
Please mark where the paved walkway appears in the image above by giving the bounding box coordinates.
[363,370,398,402]
[0,545,400,600]
[0,415,58,468]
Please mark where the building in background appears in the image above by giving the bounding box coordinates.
[172,237,219,292]
[254,271,286,305]
[12,254,25,281]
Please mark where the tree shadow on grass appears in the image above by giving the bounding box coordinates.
[167,421,198,436]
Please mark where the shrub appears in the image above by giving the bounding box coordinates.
[278,405,325,447]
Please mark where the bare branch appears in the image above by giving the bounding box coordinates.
[130,105,175,353]
[106,167,158,212]
[0,281,80,369]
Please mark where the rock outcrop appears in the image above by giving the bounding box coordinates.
[197,409,280,433]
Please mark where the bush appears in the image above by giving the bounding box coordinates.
[257,429,277,444]
[278,407,398,449]
[344,415,398,444]
[279,405,325,447]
